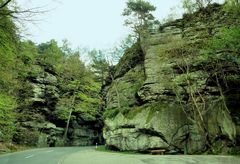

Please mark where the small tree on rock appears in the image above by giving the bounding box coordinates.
[182,0,213,13]
[122,0,156,37]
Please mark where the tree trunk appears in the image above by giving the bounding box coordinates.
[63,92,76,143]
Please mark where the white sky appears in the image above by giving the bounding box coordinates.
[16,0,184,49]
[17,0,222,50]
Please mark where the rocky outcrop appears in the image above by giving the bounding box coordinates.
[14,65,102,147]
[14,66,64,147]
[103,4,240,154]
[104,105,188,151]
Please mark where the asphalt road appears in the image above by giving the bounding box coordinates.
[0,147,240,164]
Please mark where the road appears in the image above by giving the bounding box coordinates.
[0,147,239,164]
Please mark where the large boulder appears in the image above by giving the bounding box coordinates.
[104,104,188,151]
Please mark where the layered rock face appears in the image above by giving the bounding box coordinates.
[14,65,102,147]
[14,67,64,147]
[103,4,240,154]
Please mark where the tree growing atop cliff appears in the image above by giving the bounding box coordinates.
[122,0,156,37]
[182,0,213,13]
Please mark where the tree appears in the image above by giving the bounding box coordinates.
[109,35,136,63]
[37,39,64,69]
[0,0,45,31]
[182,0,213,13]
[122,0,156,36]
[56,51,101,143]
[0,0,43,143]
[89,50,109,86]
[61,39,74,57]
[0,0,19,95]
[162,7,178,23]
[195,0,213,8]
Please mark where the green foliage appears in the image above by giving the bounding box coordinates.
[13,128,40,146]
[182,0,198,13]
[56,77,101,122]
[74,82,101,122]
[182,0,213,13]
[0,1,103,145]
[0,93,17,141]
[54,105,70,121]
[115,41,143,77]
[200,26,240,64]
[122,0,156,35]
[224,0,240,17]
[55,49,101,124]
[228,147,240,155]
[207,27,240,52]
[19,41,38,65]
[59,53,85,78]
[0,3,19,93]
[75,104,99,121]
[17,41,40,79]
[38,39,64,67]
[89,49,109,85]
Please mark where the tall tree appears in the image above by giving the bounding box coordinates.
[37,39,64,69]
[89,50,109,86]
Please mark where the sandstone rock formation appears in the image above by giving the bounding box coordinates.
[14,65,102,147]
[103,4,240,154]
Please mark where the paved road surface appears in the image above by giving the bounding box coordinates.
[0,147,239,164]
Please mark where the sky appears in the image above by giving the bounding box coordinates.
[17,0,222,50]
[17,0,185,50]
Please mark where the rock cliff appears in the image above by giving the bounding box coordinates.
[14,65,102,147]
[103,4,240,154]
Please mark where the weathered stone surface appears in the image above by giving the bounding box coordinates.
[105,64,145,108]
[103,4,240,154]
[104,105,188,151]
[16,65,102,147]
[35,72,58,85]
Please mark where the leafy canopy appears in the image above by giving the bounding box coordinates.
[122,0,156,35]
